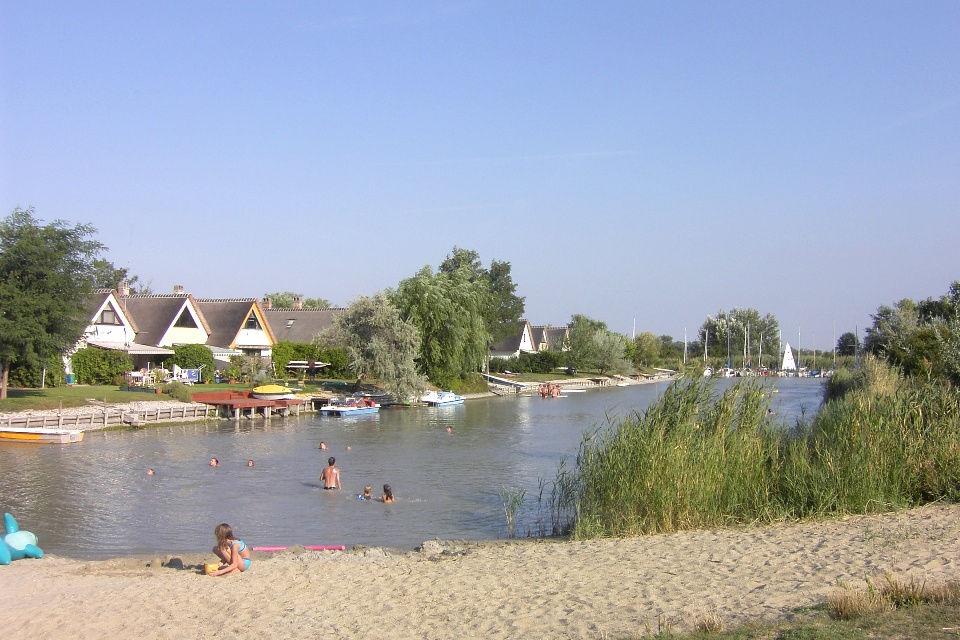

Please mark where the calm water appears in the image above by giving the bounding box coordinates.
[0,378,824,558]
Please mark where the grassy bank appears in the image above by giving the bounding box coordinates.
[557,359,960,539]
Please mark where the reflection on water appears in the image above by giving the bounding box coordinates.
[0,378,824,558]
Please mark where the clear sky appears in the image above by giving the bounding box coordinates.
[2,2,958,351]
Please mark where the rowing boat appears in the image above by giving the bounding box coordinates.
[0,428,84,444]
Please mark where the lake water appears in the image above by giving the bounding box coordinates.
[0,377,825,558]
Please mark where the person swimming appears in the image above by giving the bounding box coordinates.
[381,484,394,504]
[210,458,219,467]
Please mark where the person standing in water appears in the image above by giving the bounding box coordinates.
[320,457,341,490]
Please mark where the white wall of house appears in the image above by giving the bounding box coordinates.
[160,326,208,347]
[234,328,271,351]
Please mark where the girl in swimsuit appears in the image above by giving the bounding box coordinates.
[209,523,252,576]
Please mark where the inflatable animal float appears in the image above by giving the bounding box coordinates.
[0,513,43,565]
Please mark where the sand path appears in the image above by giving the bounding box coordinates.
[3,504,958,639]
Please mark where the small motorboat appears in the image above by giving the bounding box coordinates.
[252,385,297,400]
[419,390,465,406]
[0,428,84,444]
[320,396,380,416]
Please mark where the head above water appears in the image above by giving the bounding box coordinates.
[210,458,219,467]
[383,484,393,499]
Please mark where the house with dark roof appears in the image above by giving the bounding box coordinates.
[489,320,537,359]
[530,325,569,352]
[195,298,275,361]
[263,304,345,344]
[68,289,176,373]
[119,288,210,349]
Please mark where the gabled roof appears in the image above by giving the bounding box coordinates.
[195,298,276,348]
[490,320,534,354]
[265,308,345,343]
[85,289,139,332]
[120,294,210,346]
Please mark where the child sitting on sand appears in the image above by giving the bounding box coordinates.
[209,523,251,576]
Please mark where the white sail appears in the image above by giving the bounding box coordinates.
[781,343,797,371]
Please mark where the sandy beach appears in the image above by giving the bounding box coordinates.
[2,504,958,639]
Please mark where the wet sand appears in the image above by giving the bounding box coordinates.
[2,504,958,639]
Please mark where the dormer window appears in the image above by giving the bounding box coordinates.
[286,319,295,329]
[99,309,119,325]
[174,310,198,328]
[244,312,262,330]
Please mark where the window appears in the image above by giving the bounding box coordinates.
[99,309,118,325]
[244,312,262,330]
[174,310,198,328]
[286,319,295,329]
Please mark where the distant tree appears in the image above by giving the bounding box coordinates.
[699,308,779,368]
[90,259,149,293]
[836,332,859,357]
[264,291,331,309]
[329,292,425,400]
[394,265,490,388]
[0,207,104,399]
[632,332,660,367]
[593,331,633,376]
[565,314,607,371]
[438,246,525,344]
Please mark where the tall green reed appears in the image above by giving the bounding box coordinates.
[553,364,960,539]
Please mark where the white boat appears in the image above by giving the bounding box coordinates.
[420,390,465,406]
[252,385,296,400]
[0,428,84,444]
[781,344,797,373]
[320,396,379,416]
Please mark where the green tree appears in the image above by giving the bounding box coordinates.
[633,332,660,367]
[169,344,216,379]
[394,265,490,388]
[565,314,607,371]
[0,207,104,399]
[593,331,633,376]
[699,308,779,368]
[330,292,425,400]
[438,246,525,344]
[264,291,331,309]
[836,332,859,357]
[90,259,149,293]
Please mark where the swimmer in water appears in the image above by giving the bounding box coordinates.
[147,468,155,476]
[247,460,255,467]
[320,456,341,490]
[210,457,219,467]
[381,484,394,504]
[318,441,327,450]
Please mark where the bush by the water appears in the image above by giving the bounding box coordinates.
[71,347,133,385]
[555,363,960,538]
[162,381,194,403]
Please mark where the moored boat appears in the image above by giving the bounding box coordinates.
[252,385,296,400]
[0,428,84,444]
[419,390,465,406]
[319,396,380,416]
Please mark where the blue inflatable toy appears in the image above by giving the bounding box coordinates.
[0,513,43,565]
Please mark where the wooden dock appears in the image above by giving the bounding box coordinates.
[191,391,305,420]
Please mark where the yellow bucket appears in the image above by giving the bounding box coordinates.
[205,563,219,575]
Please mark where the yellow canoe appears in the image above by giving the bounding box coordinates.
[0,428,84,444]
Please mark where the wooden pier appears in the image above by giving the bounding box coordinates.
[191,391,305,420]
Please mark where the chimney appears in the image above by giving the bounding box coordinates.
[117,280,130,297]
[293,296,303,310]
[173,285,184,295]
[263,296,272,310]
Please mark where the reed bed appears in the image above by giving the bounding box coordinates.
[558,364,960,539]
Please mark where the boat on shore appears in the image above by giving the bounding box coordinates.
[420,391,465,406]
[0,427,84,444]
[252,385,297,400]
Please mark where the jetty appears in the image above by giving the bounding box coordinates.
[191,390,305,420]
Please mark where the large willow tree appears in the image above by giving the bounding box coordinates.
[328,292,425,401]
[394,265,491,388]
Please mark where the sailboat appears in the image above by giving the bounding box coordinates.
[781,343,797,376]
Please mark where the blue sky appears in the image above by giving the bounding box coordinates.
[2,1,958,351]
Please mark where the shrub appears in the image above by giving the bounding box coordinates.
[6,354,66,388]
[169,344,215,376]
[161,381,194,402]
[71,347,133,385]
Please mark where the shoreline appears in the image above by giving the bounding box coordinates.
[0,374,674,432]
[2,503,958,638]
